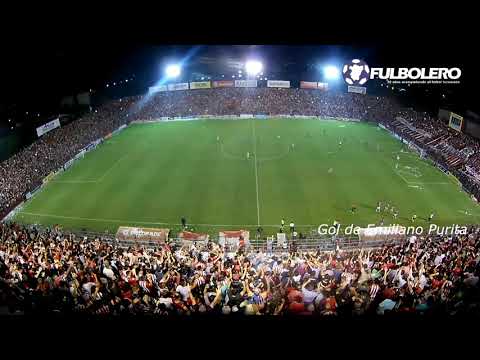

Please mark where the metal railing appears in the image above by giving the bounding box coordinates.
[6,222,406,253]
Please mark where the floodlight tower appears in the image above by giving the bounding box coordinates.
[323,65,340,80]
[245,60,263,79]
[165,64,181,78]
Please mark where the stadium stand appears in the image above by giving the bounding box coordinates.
[0,222,479,316]
[2,86,480,316]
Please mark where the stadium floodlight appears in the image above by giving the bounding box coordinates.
[245,60,263,76]
[165,64,181,78]
[324,65,340,80]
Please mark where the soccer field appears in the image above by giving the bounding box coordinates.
[14,118,480,235]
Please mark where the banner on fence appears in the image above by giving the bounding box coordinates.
[75,149,86,160]
[189,81,211,89]
[116,226,170,245]
[177,231,209,245]
[42,171,56,185]
[148,85,168,94]
[300,81,318,89]
[167,82,189,91]
[85,138,102,153]
[218,230,250,250]
[267,80,290,88]
[36,118,61,137]
[235,80,257,88]
[212,80,234,88]
[25,185,42,200]
[111,124,127,136]
[436,162,449,174]
[3,201,25,221]
[63,158,76,171]
[317,82,329,91]
[347,85,367,94]
[239,114,254,118]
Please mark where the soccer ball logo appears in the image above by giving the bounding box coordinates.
[343,59,370,86]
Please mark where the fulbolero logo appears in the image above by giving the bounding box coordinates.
[369,67,461,80]
[342,59,462,85]
[342,58,462,85]
[342,59,370,86]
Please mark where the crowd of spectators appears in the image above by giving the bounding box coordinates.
[1,222,479,316]
[132,88,400,123]
[0,100,132,217]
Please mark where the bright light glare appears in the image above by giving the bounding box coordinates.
[165,64,181,78]
[324,65,340,80]
[245,60,263,76]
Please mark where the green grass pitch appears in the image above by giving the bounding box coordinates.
[14,118,480,236]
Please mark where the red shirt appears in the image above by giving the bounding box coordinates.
[383,287,395,299]
[432,279,444,289]
[288,302,305,314]
[287,289,303,303]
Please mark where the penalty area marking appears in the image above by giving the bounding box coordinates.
[16,211,318,228]
[394,168,449,186]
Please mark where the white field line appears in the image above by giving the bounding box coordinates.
[53,180,99,184]
[17,211,318,228]
[97,155,128,181]
[393,168,411,185]
[52,154,128,184]
[251,119,260,226]
[394,168,450,186]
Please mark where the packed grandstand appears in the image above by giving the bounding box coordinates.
[1,86,480,316]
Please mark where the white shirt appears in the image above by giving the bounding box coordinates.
[176,285,190,301]
[158,297,173,309]
[302,287,321,304]
[434,254,445,266]
[103,267,115,280]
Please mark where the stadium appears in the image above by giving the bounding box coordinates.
[1,44,480,317]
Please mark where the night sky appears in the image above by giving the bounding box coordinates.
[1,29,477,129]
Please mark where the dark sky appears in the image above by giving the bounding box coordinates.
[1,39,477,126]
